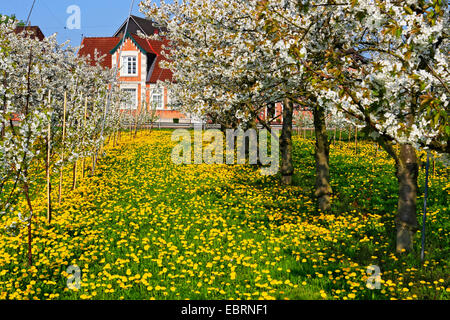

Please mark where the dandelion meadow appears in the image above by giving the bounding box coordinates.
[0,130,448,300]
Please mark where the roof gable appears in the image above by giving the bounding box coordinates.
[110,33,148,55]
[113,15,164,37]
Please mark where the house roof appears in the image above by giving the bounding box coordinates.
[14,26,45,41]
[79,37,121,68]
[113,15,166,37]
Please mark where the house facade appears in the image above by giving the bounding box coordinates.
[79,15,193,123]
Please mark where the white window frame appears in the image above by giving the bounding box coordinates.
[122,55,137,76]
[121,88,138,110]
[151,87,164,110]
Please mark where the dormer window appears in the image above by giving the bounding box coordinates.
[122,56,137,76]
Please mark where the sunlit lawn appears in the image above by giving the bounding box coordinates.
[0,130,448,300]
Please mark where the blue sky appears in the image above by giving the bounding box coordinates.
[0,0,162,47]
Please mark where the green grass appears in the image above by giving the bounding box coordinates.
[0,130,448,300]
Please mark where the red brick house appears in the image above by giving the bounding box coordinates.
[79,15,192,123]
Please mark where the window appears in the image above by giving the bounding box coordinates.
[166,89,171,109]
[121,88,137,110]
[151,88,163,110]
[122,56,137,76]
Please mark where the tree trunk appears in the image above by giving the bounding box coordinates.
[246,117,260,166]
[58,167,63,204]
[395,143,419,253]
[280,99,294,185]
[313,104,332,211]
[47,181,52,223]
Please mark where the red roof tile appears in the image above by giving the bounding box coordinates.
[78,37,121,68]
[135,36,173,83]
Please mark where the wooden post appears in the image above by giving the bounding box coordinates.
[27,218,32,266]
[82,97,88,178]
[72,162,77,190]
[58,92,67,204]
[82,159,86,178]
[129,108,132,137]
[46,91,52,224]
[134,106,139,139]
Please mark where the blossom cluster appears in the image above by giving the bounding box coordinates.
[139,0,448,150]
[0,17,124,225]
